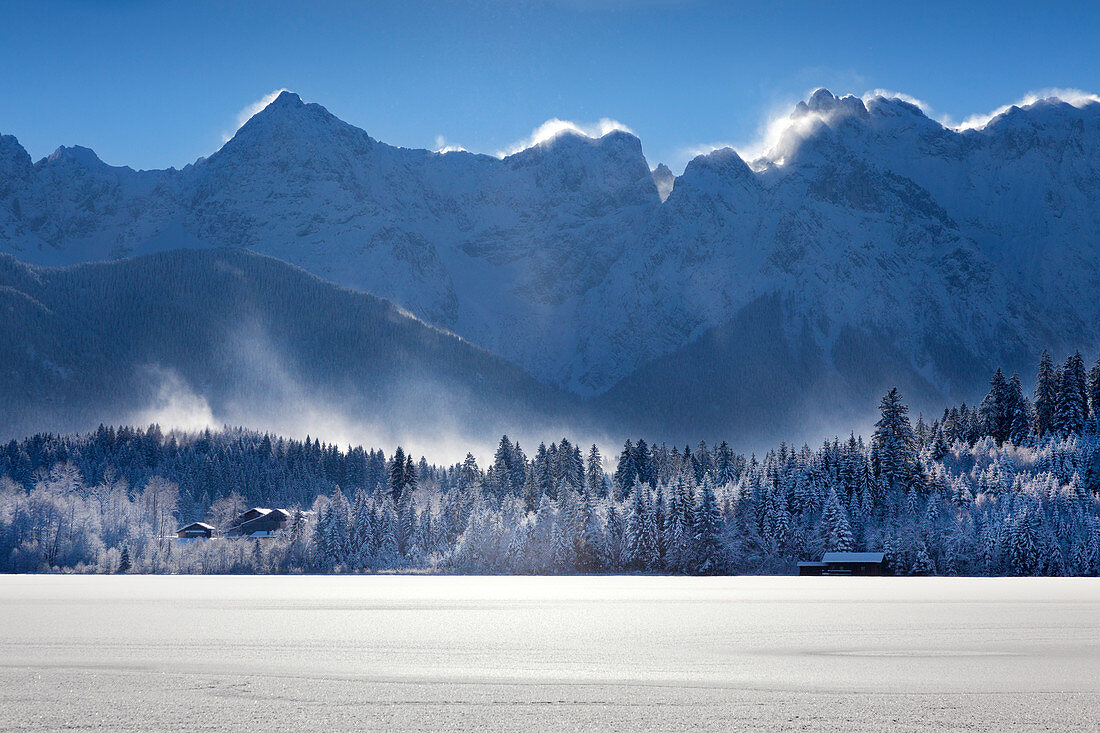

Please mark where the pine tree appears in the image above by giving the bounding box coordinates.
[579,493,606,571]
[604,502,626,569]
[614,440,637,499]
[350,488,374,566]
[118,544,132,573]
[693,480,723,573]
[821,490,854,552]
[375,502,400,567]
[1034,350,1058,438]
[553,439,583,495]
[715,441,737,485]
[534,443,554,498]
[627,487,659,570]
[1009,509,1042,576]
[634,439,653,487]
[459,453,481,492]
[490,436,515,499]
[930,427,950,462]
[389,447,407,501]
[1088,355,1100,430]
[910,542,935,575]
[1007,372,1031,443]
[521,463,539,512]
[871,388,920,494]
[1055,351,1088,436]
[404,454,418,492]
[397,489,416,557]
[585,445,605,498]
[979,368,1010,444]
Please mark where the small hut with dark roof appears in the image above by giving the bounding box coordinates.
[176,522,215,539]
[798,552,888,576]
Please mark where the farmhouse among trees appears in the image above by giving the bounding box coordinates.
[226,508,292,538]
[3,351,1100,576]
[176,522,215,539]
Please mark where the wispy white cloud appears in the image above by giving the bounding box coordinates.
[664,142,734,173]
[434,135,467,154]
[949,88,1100,131]
[676,86,1100,172]
[862,89,933,114]
[497,117,634,157]
[221,88,289,142]
[676,88,853,171]
[132,368,217,433]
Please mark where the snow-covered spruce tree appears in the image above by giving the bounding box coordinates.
[626,485,659,570]
[821,489,854,553]
[979,368,1011,445]
[1007,372,1032,444]
[350,488,374,568]
[693,479,723,573]
[489,435,516,500]
[910,542,935,576]
[872,388,922,495]
[585,445,605,498]
[389,447,407,502]
[118,544,132,573]
[1034,350,1059,438]
[1055,352,1088,437]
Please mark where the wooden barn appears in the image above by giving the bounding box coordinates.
[176,522,215,539]
[798,552,888,576]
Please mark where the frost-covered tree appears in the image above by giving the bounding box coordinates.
[821,489,854,552]
[1055,351,1088,437]
[693,479,723,573]
[1034,350,1059,438]
[872,388,921,493]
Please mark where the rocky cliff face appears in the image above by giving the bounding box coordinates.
[3,89,1099,443]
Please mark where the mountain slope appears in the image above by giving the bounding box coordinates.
[0,249,584,449]
[3,89,1100,445]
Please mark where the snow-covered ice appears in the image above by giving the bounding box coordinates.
[1,575,1099,731]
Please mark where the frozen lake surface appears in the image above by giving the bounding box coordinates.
[1,576,1099,731]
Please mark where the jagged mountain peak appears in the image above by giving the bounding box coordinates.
[5,86,1100,447]
[218,90,373,158]
[674,147,756,198]
[0,135,32,181]
[796,88,869,119]
[974,95,1100,134]
[43,145,107,168]
[268,89,305,109]
[651,163,675,202]
[505,126,645,162]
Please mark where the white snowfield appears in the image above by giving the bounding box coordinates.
[1,576,1099,731]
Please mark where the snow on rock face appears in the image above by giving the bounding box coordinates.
[3,89,1100,425]
[651,163,675,202]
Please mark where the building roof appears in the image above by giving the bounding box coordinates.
[797,561,828,567]
[821,552,885,564]
[178,522,215,532]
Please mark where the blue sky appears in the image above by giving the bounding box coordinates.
[1,0,1096,171]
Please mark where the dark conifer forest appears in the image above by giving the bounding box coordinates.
[3,350,1100,576]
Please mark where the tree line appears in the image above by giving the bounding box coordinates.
[2,350,1100,575]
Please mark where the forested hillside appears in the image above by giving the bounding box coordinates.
[3,351,1100,576]
[0,248,581,443]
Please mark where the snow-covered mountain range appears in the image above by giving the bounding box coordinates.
[2,88,1099,444]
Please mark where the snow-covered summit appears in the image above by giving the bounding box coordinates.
[3,88,1100,442]
[45,145,107,168]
